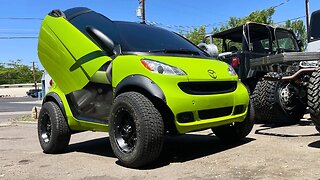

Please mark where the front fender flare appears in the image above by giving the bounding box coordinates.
[43,92,67,118]
[114,75,166,102]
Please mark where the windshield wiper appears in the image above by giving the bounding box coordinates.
[148,49,200,55]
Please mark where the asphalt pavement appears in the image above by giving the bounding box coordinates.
[0,121,320,179]
[1,97,320,179]
[0,97,41,123]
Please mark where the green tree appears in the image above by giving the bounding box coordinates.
[184,26,206,45]
[184,7,306,49]
[282,20,307,48]
[0,60,42,85]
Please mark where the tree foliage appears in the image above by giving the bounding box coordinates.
[184,7,306,49]
[185,26,206,45]
[0,60,42,85]
[281,20,307,48]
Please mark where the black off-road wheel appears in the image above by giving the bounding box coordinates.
[252,72,306,124]
[308,68,320,132]
[38,101,71,153]
[109,92,164,168]
[212,101,254,142]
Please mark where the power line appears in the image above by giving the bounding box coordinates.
[273,0,291,9]
[0,17,43,20]
[0,37,38,39]
[274,15,306,24]
[146,0,293,32]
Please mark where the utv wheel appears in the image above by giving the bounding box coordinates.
[212,101,254,142]
[38,101,71,153]
[308,68,320,132]
[109,92,164,168]
[252,72,305,124]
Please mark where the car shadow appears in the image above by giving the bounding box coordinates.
[66,137,116,158]
[308,140,320,149]
[66,133,255,169]
[255,119,320,137]
[143,134,255,169]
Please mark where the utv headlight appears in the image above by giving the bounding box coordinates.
[227,65,237,76]
[141,59,187,76]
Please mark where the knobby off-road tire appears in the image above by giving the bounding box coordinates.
[212,101,254,142]
[109,92,164,168]
[38,101,71,153]
[307,68,320,132]
[252,72,305,124]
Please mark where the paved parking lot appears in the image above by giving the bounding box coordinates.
[1,98,320,179]
[0,118,320,179]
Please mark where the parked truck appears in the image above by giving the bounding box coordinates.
[199,22,320,124]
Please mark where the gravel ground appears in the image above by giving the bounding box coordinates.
[0,118,320,180]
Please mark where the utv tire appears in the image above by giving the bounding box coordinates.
[38,101,71,153]
[109,92,164,168]
[307,68,320,132]
[252,72,305,124]
[212,101,254,142]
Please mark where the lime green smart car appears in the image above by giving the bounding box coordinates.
[37,7,253,168]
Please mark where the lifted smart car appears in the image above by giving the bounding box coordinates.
[37,7,252,168]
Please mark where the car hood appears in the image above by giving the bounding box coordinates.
[140,55,239,81]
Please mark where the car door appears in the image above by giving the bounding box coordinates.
[38,15,111,94]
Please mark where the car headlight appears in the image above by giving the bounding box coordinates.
[141,59,187,76]
[227,65,237,76]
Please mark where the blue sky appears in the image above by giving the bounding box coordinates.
[0,0,319,69]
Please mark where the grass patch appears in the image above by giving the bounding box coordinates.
[12,115,37,122]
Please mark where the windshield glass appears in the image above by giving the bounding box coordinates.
[68,11,207,57]
[114,22,207,56]
[275,29,299,51]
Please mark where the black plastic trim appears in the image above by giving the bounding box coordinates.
[114,75,166,102]
[178,81,237,95]
[43,92,66,118]
[198,106,233,120]
[48,9,65,18]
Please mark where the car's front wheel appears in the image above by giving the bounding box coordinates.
[109,92,164,168]
[38,101,71,153]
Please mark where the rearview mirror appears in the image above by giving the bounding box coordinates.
[86,26,115,56]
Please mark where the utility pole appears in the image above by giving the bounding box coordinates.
[142,0,145,24]
[32,61,37,89]
[305,0,310,33]
[137,0,146,23]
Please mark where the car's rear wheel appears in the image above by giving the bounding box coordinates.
[109,92,164,168]
[212,101,254,142]
[38,101,71,153]
[307,68,320,132]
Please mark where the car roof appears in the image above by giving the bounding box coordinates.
[212,22,292,42]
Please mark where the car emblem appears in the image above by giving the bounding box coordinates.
[208,69,217,79]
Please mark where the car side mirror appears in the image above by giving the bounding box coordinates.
[86,26,115,56]
[198,43,219,58]
[297,40,303,50]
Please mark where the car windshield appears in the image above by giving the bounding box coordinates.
[67,11,207,57]
[275,29,299,51]
[114,22,207,56]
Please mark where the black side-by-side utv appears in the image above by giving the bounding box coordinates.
[200,22,320,124]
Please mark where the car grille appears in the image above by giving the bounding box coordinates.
[198,106,233,120]
[178,81,237,95]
